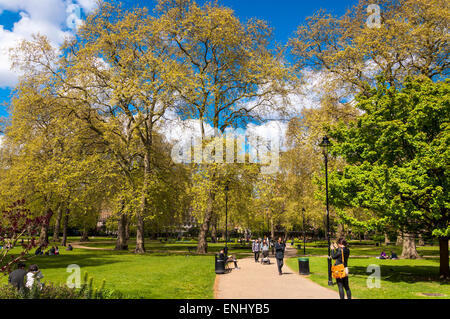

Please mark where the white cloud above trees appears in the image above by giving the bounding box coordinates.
[0,0,98,88]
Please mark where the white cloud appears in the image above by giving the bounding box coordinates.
[0,0,98,88]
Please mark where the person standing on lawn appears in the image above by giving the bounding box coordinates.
[275,237,285,275]
[331,238,352,299]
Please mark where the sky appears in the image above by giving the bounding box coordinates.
[0,0,359,118]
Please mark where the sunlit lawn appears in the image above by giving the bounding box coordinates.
[3,237,447,299]
[1,247,217,299]
[287,256,450,299]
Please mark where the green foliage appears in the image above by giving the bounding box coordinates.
[0,276,121,299]
[329,77,449,238]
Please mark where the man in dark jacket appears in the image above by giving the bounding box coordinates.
[8,262,27,290]
[275,237,285,275]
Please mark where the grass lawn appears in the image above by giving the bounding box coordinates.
[1,247,217,299]
[286,256,450,299]
[75,239,253,258]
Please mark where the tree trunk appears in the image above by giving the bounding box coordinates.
[135,150,151,254]
[53,206,63,242]
[384,232,390,246]
[61,209,69,246]
[135,208,146,253]
[396,231,403,246]
[80,227,89,242]
[39,209,53,247]
[439,237,449,279]
[211,215,217,243]
[125,217,130,241]
[418,234,425,246]
[115,210,128,251]
[337,224,345,239]
[197,193,214,254]
[401,233,420,259]
[270,218,275,239]
[221,228,226,242]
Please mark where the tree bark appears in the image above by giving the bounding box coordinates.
[270,218,275,239]
[401,233,421,259]
[125,217,130,241]
[115,210,129,251]
[39,209,53,247]
[439,237,449,279]
[61,209,69,246]
[197,193,214,254]
[80,227,89,242]
[418,234,425,246]
[396,231,403,246]
[384,232,390,246]
[135,149,152,254]
[337,224,345,239]
[221,228,226,242]
[53,205,63,242]
[210,215,217,243]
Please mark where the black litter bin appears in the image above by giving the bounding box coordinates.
[298,257,310,275]
[215,254,226,274]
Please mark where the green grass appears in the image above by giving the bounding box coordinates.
[1,248,217,299]
[287,256,450,299]
[73,238,253,257]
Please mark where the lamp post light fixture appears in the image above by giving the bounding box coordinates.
[319,135,333,286]
[224,181,229,257]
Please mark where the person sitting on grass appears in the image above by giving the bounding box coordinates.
[34,246,43,256]
[8,262,27,290]
[377,250,388,259]
[219,249,239,270]
[49,246,56,255]
[26,264,44,290]
[390,251,399,260]
[54,246,60,255]
[66,244,73,251]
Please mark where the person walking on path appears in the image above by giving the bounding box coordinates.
[275,237,286,275]
[261,240,270,263]
[330,238,352,299]
[252,239,261,263]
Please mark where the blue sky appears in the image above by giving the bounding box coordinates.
[0,0,359,118]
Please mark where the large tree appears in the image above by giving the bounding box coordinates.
[329,77,449,278]
[158,0,291,253]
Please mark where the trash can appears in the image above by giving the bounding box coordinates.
[298,257,310,275]
[215,254,226,274]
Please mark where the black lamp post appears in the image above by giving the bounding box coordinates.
[224,182,229,256]
[302,208,306,256]
[319,136,333,286]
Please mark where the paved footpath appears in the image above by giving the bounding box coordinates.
[215,245,339,299]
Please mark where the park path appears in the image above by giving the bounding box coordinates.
[215,245,339,299]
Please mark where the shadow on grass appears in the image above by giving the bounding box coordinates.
[26,252,124,270]
[350,265,449,285]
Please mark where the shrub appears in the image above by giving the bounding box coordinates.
[0,272,123,299]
